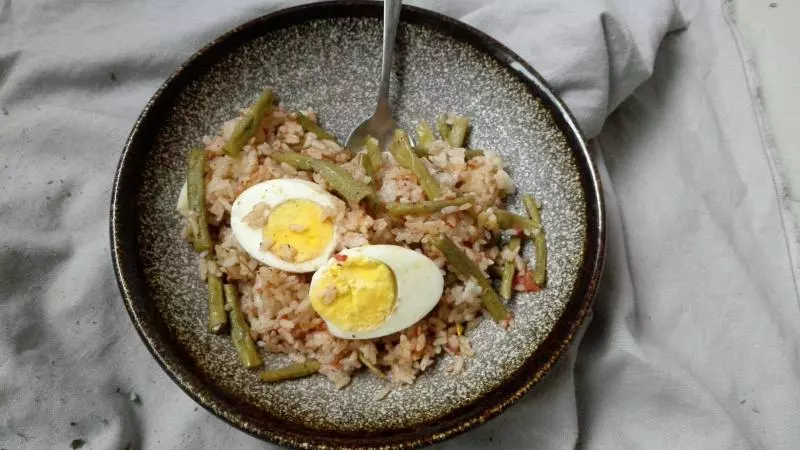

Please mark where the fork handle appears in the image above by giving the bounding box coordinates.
[377,0,402,114]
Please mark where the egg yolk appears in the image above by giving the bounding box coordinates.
[262,199,334,262]
[309,255,397,333]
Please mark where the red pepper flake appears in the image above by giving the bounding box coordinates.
[513,227,525,237]
[515,271,541,292]
[334,254,348,262]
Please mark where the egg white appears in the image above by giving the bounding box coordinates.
[230,179,339,273]
[311,245,444,339]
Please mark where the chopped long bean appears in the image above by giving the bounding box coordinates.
[365,135,382,170]
[500,262,515,300]
[412,147,431,158]
[260,360,320,383]
[186,149,213,252]
[433,234,508,322]
[447,116,470,148]
[436,115,450,141]
[358,353,386,379]
[296,112,340,146]
[499,237,521,300]
[523,194,542,228]
[270,151,374,204]
[416,120,436,150]
[523,194,547,287]
[493,209,536,235]
[414,147,484,160]
[269,150,314,170]
[465,149,484,159]
[356,151,374,180]
[356,151,381,213]
[224,284,262,369]
[389,129,442,200]
[308,158,373,205]
[384,196,472,216]
[207,273,228,333]
[533,235,547,285]
[224,89,275,156]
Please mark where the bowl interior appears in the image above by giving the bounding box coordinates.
[112,2,601,448]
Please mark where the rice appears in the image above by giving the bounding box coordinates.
[182,100,516,388]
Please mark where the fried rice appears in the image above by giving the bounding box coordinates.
[183,101,523,389]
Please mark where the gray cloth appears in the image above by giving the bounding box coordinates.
[1,0,798,448]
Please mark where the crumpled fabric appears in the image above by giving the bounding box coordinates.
[1,0,798,448]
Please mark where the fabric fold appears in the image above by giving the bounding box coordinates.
[1,0,798,449]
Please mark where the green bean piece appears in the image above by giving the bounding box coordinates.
[356,152,381,214]
[356,151,374,180]
[414,147,484,160]
[260,360,320,383]
[499,237,522,300]
[207,273,228,333]
[523,194,547,287]
[224,284,263,369]
[412,147,431,159]
[433,234,509,322]
[416,120,436,150]
[533,229,547,287]
[464,149,484,159]
[494,209,536,235]
[224,89,275,156]
[271,151,374,204]
[500,261,515,300]
[186,149,213,252]
[389,129,442,200]
[447,116,470,148]
[311,158,374,205]
[523,194,542,228]
[358,353,386,379]
[436,115,450,141]
[269,150,314,170]
[384,196,472,217]
[365,135,383,170]
[296,112,341,146]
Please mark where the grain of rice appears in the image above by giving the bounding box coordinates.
[243,202,270,229]
[288,224,307,233]
[283,133,300,145]
[321,286,337,305]
[310,140,327,152]
[276,244,297,260]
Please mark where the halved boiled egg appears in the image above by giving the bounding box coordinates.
[309,245,444,340]
[230,179,339,273]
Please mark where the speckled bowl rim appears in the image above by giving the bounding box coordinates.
[110,1,605,448]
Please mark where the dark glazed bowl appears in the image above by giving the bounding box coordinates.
[110,1,605,448]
